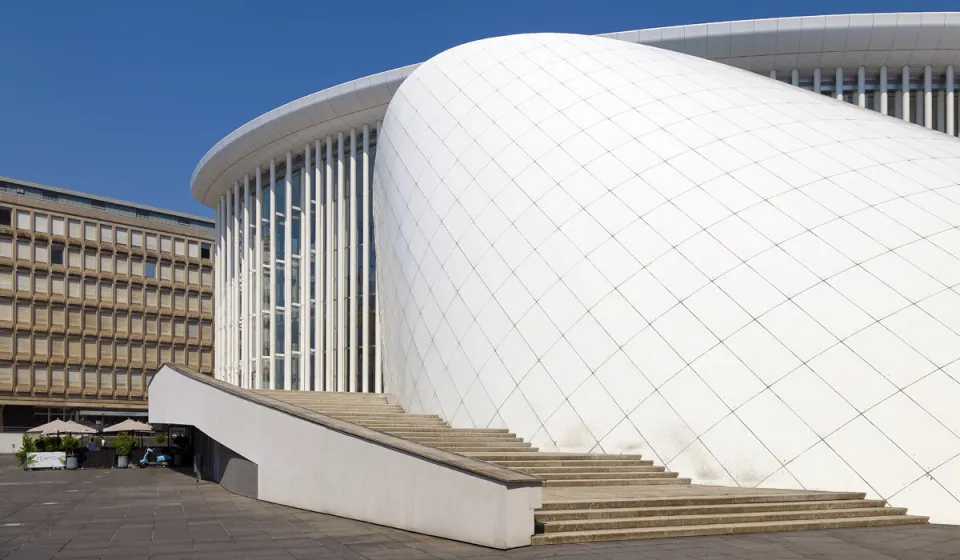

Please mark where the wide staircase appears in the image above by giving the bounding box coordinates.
[255,390,927,545]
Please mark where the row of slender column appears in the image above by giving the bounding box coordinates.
[214,124,382,393]
[769,64,958,136]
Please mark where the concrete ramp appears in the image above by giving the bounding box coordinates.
[148,364,542,549]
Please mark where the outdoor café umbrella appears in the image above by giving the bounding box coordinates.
[102,419,153,433]
[27,419,97,436]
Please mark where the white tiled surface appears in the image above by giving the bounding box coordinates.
[372,33,960,524]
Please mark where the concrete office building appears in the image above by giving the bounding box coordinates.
[0,176,215,439]
[173,13,960,547]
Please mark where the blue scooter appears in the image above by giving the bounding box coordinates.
[138,448,170,468]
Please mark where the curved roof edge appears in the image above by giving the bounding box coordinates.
[601,12,960,72]
[191,64,419,207]
[193,12,960,207]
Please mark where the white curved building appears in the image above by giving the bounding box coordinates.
[193,13,960,523]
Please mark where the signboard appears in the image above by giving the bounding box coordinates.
[26,452,66,469]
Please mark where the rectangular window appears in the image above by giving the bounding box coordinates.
[51,246,64,266]
[51,217,65,236]
[0,238,10,258]
[145,260,157,278]
[292,214,301,256]
[0,207,10,226]
[276,220,285,257]
[16,271,29,291]
[16,211,30,229]
[34,213,48,233]
[68,219,81,238]
[16,240,30,260]
[100,254,113,273]
[84,252,96,271]
[275,264,285,307]
[116,227,128,245]
[291,307,300,352]
[276,313,285,352]
[131,230,143,248]
[275,174,286,211]
[291,260,300,304]
[188,241,199,258]
[200,243,211,259]
[291,171,302,208]
[174,239,185,255]
[84,222,97,242]
[146,233,158,250]
[34,243,49,263]
[100,225,113,244]
[160,236,172,252]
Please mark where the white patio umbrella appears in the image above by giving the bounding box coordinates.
[102,419,153,433]
[27,419,97,436]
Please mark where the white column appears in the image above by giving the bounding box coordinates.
[903,65,911,122]
[361,124,371,393]
[348,128,358,392]
[814,68,821,94]
[857,67,866,107]
[269,159,277,390]
[224,188,232,384]
[232,182,240,386]
[924,65,933,129]
[791,69,799,86]
[835,67,844,100]
[916,87,924,126]
[325,136,335,392]
[214,199,221,380]
[948,65,956,136]
[311,139,326,391]
[302,145,311,390]
[374,121,383,394]
[255,167,263,389]
[337,132,346,392]
[284,151,293,390]
[769,69,777,80]
[242,174,250,388]
[880,66,889,115]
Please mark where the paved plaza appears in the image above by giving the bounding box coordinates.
[0,456,959,560]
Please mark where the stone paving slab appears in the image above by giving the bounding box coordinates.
[0,456,958,560]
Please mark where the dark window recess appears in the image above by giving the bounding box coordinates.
[200,243,211,259]
[0,207,10,226]
[52,246,64,266]
[145,260,157,278]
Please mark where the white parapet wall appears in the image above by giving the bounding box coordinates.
[148,364,542,549]
[0,433,22,454]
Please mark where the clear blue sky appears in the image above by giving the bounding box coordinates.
[0,1,953,217]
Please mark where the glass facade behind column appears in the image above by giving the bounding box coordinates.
[213,128,380,392]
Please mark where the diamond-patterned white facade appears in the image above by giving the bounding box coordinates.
[372,33,960,524]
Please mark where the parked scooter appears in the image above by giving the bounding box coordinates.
[138,447,170,468]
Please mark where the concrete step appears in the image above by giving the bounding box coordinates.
[540,507,908,533]
[325,414,444,421]
[520,465,666,475]
[535,499,890,521]
[543,478,691,488]
[464,453,645,462]
[530,515,929,545]
[492,459,655,468]
[535,472,679,482]
[430,446,540,453]
[375,428,511,435]
[402,437,525,444]
[538,491,869,511]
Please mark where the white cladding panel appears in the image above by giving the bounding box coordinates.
[373,33,960,524]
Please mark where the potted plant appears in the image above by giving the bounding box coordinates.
[155,432,167,447]
[15,434,36,470]
[115,435,136,468]
[62,435,81,470]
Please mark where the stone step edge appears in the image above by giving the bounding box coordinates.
[530,515,929,545]
[538,491,869,511]
[539,507,909,533]
[535,499,890,521]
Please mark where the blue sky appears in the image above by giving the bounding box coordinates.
[0,1,954,217]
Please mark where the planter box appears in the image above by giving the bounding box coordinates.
[26,452,66,469]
